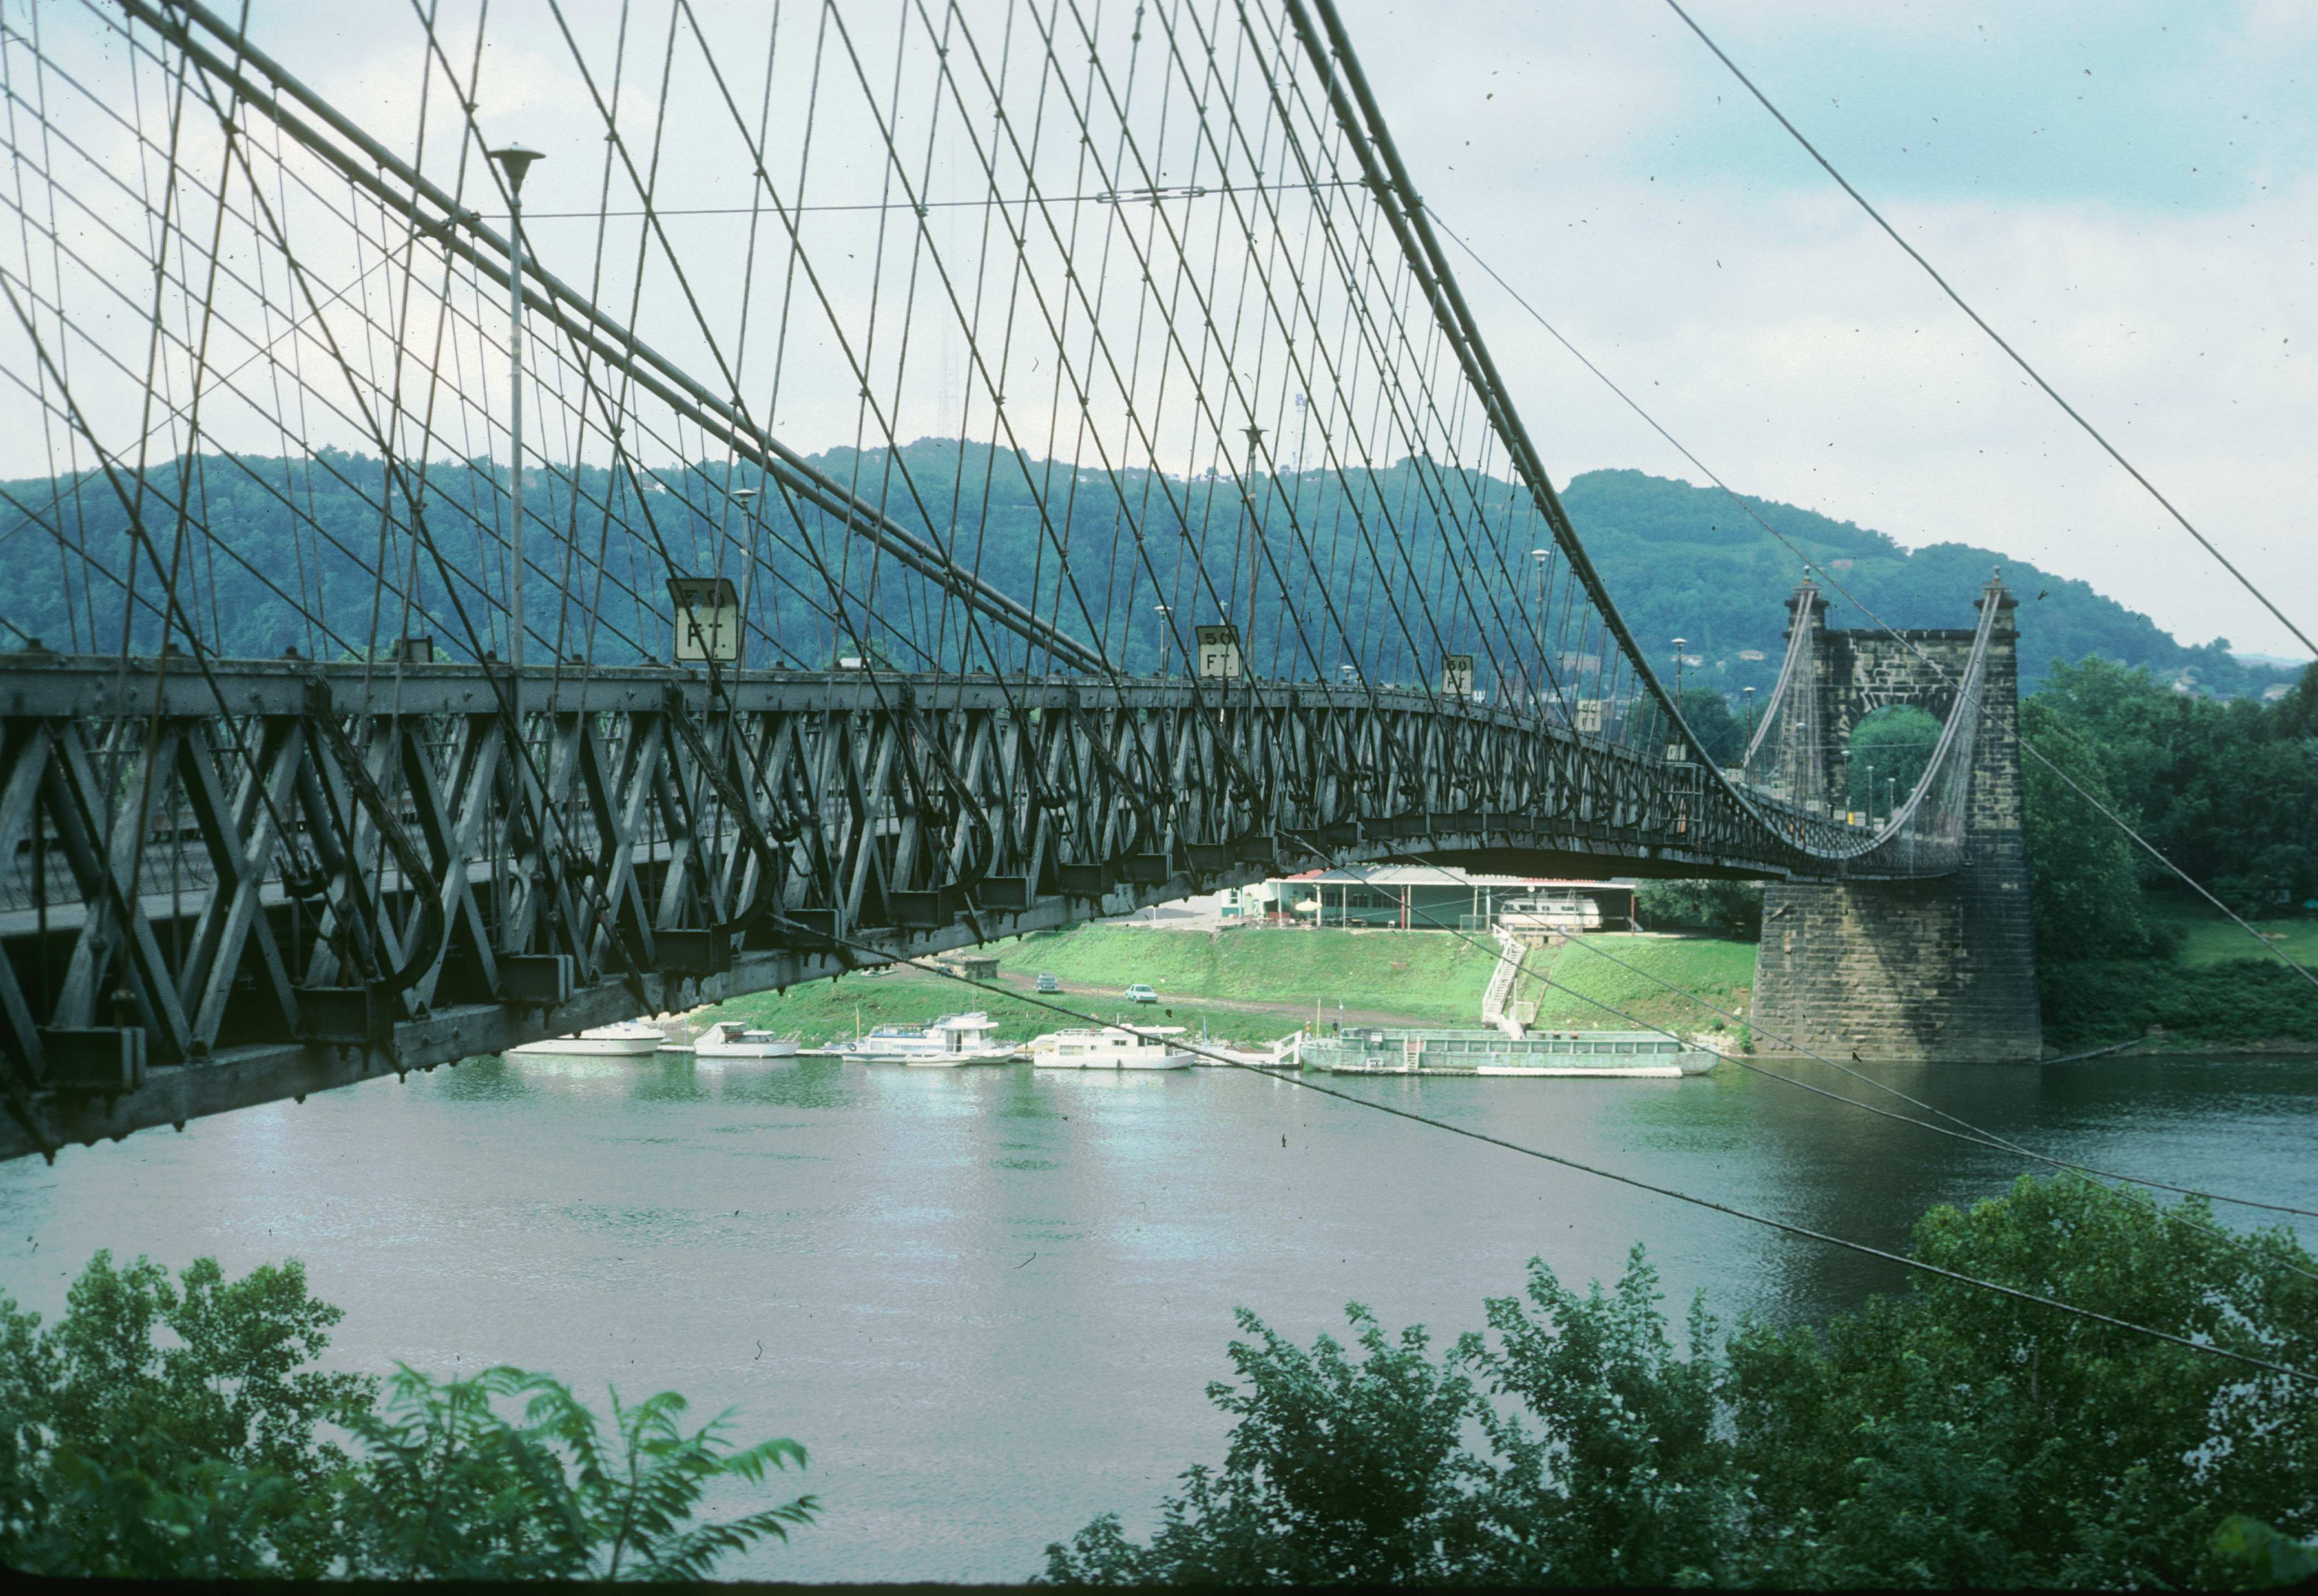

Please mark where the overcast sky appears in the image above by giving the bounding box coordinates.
[1330,0,2316,659]
[17,0,2312,660]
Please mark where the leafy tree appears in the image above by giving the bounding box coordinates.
[1633,877,1763,937]
[1845,704,1940,815]
[2030,656,2318,916]
[1040,1175,2318,1588]
[2020,697,2156,960]
[340,1365,817,1580]
[1038,1310,1496,1586]
[0,1253,816,1579]
[2273,660,2318,741]
[0,1251,370,1577]
[1673,686,1747,766]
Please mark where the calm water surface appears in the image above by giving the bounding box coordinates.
[2,1051,2312,1581]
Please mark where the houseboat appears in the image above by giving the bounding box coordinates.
[1302,1026,1714,1078]
[1028,1025,1195,1070]
[509,1020,665,1058]
[841,1011,1017,1066]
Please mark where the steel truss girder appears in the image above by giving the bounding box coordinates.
[0,656,1927,1159]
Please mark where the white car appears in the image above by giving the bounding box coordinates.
[1125,982,1158,1004]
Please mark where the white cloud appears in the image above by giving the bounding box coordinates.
[8,0,2311,657]
[1339,0,2318,654]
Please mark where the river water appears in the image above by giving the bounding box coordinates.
[2,1049,2312,1581]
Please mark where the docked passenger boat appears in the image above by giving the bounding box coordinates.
[691,1021,801,1060]
[1028,1025,1195,1070]
[1302,1026,1714,1078]
[509,1020,665,1058]
[842,1011,1017,1066]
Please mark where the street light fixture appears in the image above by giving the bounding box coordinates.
[1153,603,1173,674]
[731,487,758,667]
[488,142,545,672]
[1671,636,1687,701]
[1529,548,1550,709]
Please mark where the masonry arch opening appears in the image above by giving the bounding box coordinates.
[1845,704,1941,822]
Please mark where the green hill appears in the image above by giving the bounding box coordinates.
[2,446,2287,700]
[1557,469,2287,699]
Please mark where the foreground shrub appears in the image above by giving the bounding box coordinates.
[1041,1175,2318,1587]
[0,1254,813,1578]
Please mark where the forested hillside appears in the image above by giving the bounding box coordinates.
[1558,469,2291,699]
[1,444,2293,700]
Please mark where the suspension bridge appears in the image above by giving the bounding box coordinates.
[0,0,2032,1160]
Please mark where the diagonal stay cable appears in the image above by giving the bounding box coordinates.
[1494,929,2318,1279]
[1423,206,2318,996]
[1658,0,2316,663]
[758,910,2318,1388]
[1284,845,2318,1266]
[1333,831,2318,1223]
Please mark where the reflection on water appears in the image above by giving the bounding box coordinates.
[0,1050,2311,1581]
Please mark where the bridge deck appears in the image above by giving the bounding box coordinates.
[0,654,1923,1159]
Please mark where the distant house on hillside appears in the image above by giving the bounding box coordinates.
[1267,865,1632,936]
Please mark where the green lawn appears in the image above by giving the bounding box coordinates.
[690,924,1758,1048]
[2145,900,2318,970]
[695,971,1304,1049]
[1514,935,1757,1035]
[990,925,1497,1023]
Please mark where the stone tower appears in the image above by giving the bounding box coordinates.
[1748,581,2042,1062]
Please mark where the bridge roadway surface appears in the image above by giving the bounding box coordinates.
[0,654,1907,1159]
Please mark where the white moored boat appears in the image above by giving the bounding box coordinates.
[509,1020,664,1057]
[842,1011,1017,1066]
[1029,1024,1195,1070]
[692,1021,801,1060]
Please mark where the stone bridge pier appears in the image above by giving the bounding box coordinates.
[1748,582,2042,1062]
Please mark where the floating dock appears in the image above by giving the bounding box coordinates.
[1302,1026,1716,1078]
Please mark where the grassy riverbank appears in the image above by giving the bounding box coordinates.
[989,925,1497,1024]
[1512,934,1757,1038]
[2040,955,2318,1053]
[2145,899,2318,970]
[691,913,2318,1057]
[689,924,1763,1047]
[694,966,1308,1048]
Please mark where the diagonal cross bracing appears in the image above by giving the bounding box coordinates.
[0,0,2002,1156]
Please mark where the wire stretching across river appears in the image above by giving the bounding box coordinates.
[1419,205,2318,1000]
[759,911,2317,1389]
[1659,0,2317,664]
[1346,843,2318,1221]
[1254,844,2318,1284]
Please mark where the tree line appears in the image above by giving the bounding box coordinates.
[7,450,2299,704]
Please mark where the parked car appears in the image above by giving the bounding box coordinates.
[1035,972,1061,993]
[1125,982,1158,1004]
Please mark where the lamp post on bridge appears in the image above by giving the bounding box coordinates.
[731,486,758,666]
[1154,604,1172,675]
[488,141,545,674]
[1529,547,1550,710]
[1743,684,1757,752]
[1242,423,1265,671]
[1866,760,1875,825]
